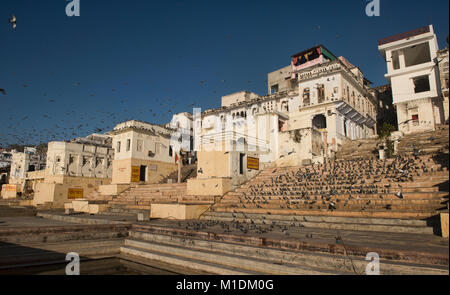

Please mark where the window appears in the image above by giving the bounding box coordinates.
[303,88,310,106]
[317,84,325,104]
[412,114,419,126]
[116,141,121,153]
[413,75,430,93]
[404,43,431,67]
[136,139,143,152]
[271,84,279,94]
[96,158,103,168]
[126,139,131,152]
[169,146,173,157]
[392,50,400,70]
[239,153,245,175]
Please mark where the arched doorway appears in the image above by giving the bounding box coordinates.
[312,114,327,130]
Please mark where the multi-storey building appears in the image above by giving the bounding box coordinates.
[378,25,445,133]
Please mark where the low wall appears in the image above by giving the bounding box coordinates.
[98,184,130,196]
[33,176,111,208]
[150,203,210,220]
[0,184,18,199]
[187,178,232,196]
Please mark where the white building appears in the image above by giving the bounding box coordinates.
[378,25,445,133]
[194,45,378,187]
[166,112,194,153]
[46,134,114,178]
[437,48,449,123]
[110,120,178,184]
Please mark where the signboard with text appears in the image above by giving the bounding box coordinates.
[131,166,140,182]
[68,188,84,199]
[247,157,259,170]
[3,184,17,192]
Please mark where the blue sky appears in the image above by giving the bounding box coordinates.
[0,0,448,146]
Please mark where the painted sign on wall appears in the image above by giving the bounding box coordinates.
[3,184,17,192]
[131,166,140,182]
[68,188,84,199]
[247,157,259,170]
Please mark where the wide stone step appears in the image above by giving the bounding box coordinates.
[218,199,446,209]
[226,192,449,200]
[123,238,339,275]
[120,245,261,275]
[127,230,447,275]
[201,211,429,226]
[210,207,437,219]
[200,214,434,235]
[235,186,440,193]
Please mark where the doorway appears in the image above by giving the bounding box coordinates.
[239,153,245,175]
[139,165,147,182]
[343,119,348,137]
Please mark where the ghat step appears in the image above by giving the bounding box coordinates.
[122,237,340,275]
[200,212,434,235]
[125,230,447,275]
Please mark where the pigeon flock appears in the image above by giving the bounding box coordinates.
[168,154,446,239]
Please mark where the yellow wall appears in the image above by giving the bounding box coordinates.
[197,151,230,179]
[187,178,232,196]
[33,176,111,208]
[112,158,177,184]
[150,203,210,220]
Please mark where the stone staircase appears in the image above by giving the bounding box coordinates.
[335,137,380,160]
[335,125,449,161]
[397,125,449,155]
[118,224,448,275]
[201,154,448,235]
[159,164,197,184]
[104,183,188,215]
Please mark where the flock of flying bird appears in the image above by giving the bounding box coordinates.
[1,11,346,148]
[0,15,237,147]
[0,15,259,147]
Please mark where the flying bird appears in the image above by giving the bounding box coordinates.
[0,88,6,95]
[8,14,16,30]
